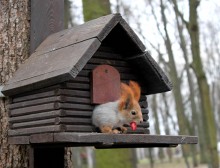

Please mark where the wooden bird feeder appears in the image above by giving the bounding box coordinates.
[2,14,197,148]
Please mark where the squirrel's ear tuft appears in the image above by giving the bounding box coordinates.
[129,81,141,101]
[118,83,134,111]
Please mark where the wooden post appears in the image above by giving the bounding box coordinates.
[30,0,64,167]
[30,0,64,53]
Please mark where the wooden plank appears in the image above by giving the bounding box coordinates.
[143,114,149,121]
[88,58,129,67]
[9,110,64,122]
[11,84,63,101]
[59,103,94,111]
[93,51,123,60]
[64,110,92,117]
[9,96,61,110]
[66,82,90,90]
[83,64,132,73]
[65,125,96,132]
[59,89,90,98]
[69,76,90,83]
[12,90,57,103]
[30,133,54,143]
[139,101,148,108]
[10,96,92,110]
[8,125,66,136]
[30,0,64,53]
[62,96,91,104]
[126,128,150,134]
[2,68,72,96]
[142,109,149,114]
[58,118,92,125]
[52,133,198,146]
[10,103,58,117]
[11,118,57,129]
[8,136,30,144]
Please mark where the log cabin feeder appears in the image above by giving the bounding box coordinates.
[2,14,197,148]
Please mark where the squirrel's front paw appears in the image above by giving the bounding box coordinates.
[120,126,127,134]
[112,129,121,134]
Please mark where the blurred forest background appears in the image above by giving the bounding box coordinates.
[64,0,220,168]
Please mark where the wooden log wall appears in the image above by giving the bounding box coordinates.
[8,46,150,137]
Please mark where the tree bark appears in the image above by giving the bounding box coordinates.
[0,0,30,167]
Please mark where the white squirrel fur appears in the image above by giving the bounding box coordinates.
[92,100,129,129]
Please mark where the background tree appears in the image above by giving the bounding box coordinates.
[82,0,111,21]
[172,0,219,167]
[0,0,30,167]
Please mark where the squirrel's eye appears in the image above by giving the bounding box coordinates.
[131,111,136,115]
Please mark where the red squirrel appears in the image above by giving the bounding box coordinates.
[92,81,143,134]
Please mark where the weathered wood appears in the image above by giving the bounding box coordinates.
[30,0,64,53]
[64,110,92,117]
[143,114,149,121]
[10,103,58,117]
[66,82,90,90]
[12,90,58,103]
[139,101,148,108]
[9,96,62,110]
[9,110,92,124]
[88,58,129,67]
[30,133,54,143]
[91,65,120,104]
[126,128,150,134]
[10,96,93,110]
[50,133,198,146]
[8,136,30,144]
[65,125,96,132]
[8,125,66,136]
[83,64,132,73]
[142,109,149,114]
[11,118,57,129]
[58,103,94,111]
[11,133,198,146]
[58,118,92,125]
[58,89,90,97]
[9,110,64,122]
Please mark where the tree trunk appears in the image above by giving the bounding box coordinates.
[159,0,190,167]
[82,0,111,21]
[188,0,219,167]
[173,5,199,166]
[0,0,30,167]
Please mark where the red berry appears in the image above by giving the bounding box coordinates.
[130,122,137,131]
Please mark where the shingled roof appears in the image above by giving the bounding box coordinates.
[2,13,172,96]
